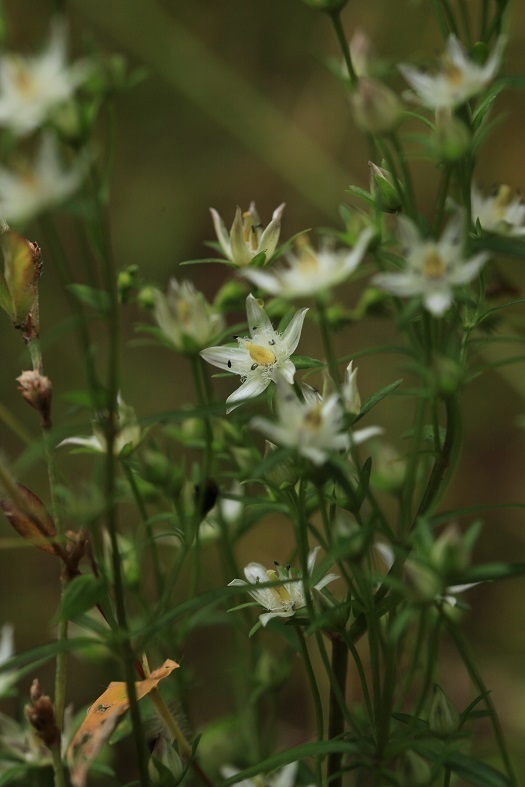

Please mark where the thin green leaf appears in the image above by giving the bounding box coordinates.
[290,354,324,370]
[66,283,111,314]
[58,574,108,621]
[354,379,403,422]
[219,741,361,785]
[471,234,525,260]
[417,746,511,787]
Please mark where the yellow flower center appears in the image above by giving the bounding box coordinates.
[266,569,292,604]
[242,211,259,250]
[304,404,323,431]
[178,299,190,323]
[246,342,276,366]
[295,236,319,275]
[443,57,464,87]
[494,185,513,217]
[12,59,36,98]
[423,249,446,279]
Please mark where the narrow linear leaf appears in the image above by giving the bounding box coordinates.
[290,354,324,370]
[417,746,511,787]
[66,283,112,314]
[59,574,108,621]
[354,379,403,421]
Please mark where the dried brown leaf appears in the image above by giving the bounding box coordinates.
[0,483,58,555]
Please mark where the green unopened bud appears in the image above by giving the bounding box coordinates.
[369,162,402,213]
[302,0,348,11]
[397,750,432,786]
[148,735,183,785]
[429,684,461,737]
[431,524,470,577]
[369,441,406,493]
[351,78,403,135]
[255,650,291,692]
[118,265,139,304]
[472,40,489,66]
[141,450,184,498]
[264,441,298,488]
[432,110,471,162]
[404,560,442,603]
[137,285,157,310]
[51,100,84,144]
[433,355,464,397]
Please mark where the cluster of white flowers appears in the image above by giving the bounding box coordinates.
[0,20,89,224]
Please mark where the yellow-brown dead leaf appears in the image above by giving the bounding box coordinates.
[67,659,179,787]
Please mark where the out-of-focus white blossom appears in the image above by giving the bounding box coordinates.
[58,395,140,455]
[243,228,373,299]
[0,134,83,223]
[153,278,225,353]
[0,19,89,136]
[372,214,489,316]
[472,184,525,236]
[399,34,506,110]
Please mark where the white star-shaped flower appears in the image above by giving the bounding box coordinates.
[472,184,525,237]
[372,214,489,316]
[153,278,225,353]
[57,395,140,455]
[251,380,381,466]
[200,294,307,412]
[210,201,285,267]
[0,134,84,223]
[228,546,338,627]
[0,19,89,136]
[399,34,506,110]
[242,228,373,299]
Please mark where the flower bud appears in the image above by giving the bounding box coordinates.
[369,441,406,493]
[118,265,139,304]
[397,750,432,786]
[432,110,471,162]
[263,440,299,488]
[349,30,376,79]
[430,524,470,577]
[369,161,402,213]
[255,650,291,692]
[342,361,361,415]
[137,285,157,310]
[0,230,43,328]
[148,734,183,785]
[429,684,461,737]
[404,560,442,603]
[25,679,60,750]
[16,370,52,429]
[433,355,464,397]
[351,78,403,135]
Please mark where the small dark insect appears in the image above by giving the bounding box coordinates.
[233,335,238,340]
[227,360,232,368]
[194,479,219,517]
[251,363,258,371]
[269,339,276,346]
[252,325,259,331]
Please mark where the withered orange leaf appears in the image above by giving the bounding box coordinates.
[67,659,179,787]
[0,483,58,556]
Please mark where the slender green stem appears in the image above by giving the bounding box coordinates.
[388,134,417,220]
[295,628,324,786]
[456,0,472,45]
[51,744,66,787]
[316,296,341,389]
[328,11,357,89]
[429,0,451,38]
[327,637,348,787]
[433,166,452,236]
[444,618,518,786]
[122,461,164,598]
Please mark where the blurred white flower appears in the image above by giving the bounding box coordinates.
[372,214,489,316]
[399,34,506,110]
[200,294,307,412]
[0,623,16,697]
[0,134,83,223]
[58,395,140,455]
[221,761,315,787]
[210,202,285,267]
[251,380,381,466]
[153,278,225,353]
[0,19,89,136]
[472,184,525,236]
[242,228,373,299]
[228,546,338,627]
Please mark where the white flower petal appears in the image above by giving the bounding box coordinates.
[282,307,309,353]
[424,288,453,316]
[259,610,295,627]
[226,376,269,412]
[246,293,273,335]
